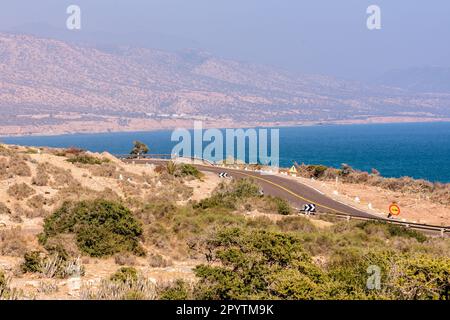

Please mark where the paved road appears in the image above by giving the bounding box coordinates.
[127,159,380,219]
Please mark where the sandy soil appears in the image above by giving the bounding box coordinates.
[290,175,450,226]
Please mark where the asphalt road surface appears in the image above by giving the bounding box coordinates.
[126,159,380,219]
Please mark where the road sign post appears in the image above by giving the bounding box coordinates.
[388,203,400,218]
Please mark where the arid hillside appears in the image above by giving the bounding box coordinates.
[1,33,450,135]
[0,144,449,300]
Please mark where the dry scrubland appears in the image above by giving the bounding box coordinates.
[289,163,450,226]
[0,144,449,300]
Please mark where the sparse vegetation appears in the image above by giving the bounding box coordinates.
[81,274,157,300]
[32,164,50,186]
[0,144,449,300]
[162,161,204,180]
[40,200,145,257]
[114,253,137,266]
[67,154,110,165]
[7,183,35,200]
[0,203,11,215]
[148,253,173,268]
[21,251,44,273]
[158,279,191,300]
[130,141,149,157]
[294,163,450,206]
[110,267,139,283]
[21,251,84,279]
[192,227,450,300]
[177,164,204,179]
[0,269,21,300]
[54,147,85,157]
[0,227,29,257]
[357,221,427,243]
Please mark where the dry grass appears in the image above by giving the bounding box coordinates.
[31,164,50,186]
[148,253,173,268]
[7,183,36,200]
[88,163,119,178]
[0,154,31,179]
[80,273,158,300]
[0,227,29,257]
[114,253,137,266]
[0,203,11,215]
[295,164,450,206]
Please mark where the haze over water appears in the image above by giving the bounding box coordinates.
[3,122,450,183]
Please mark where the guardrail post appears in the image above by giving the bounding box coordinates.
[346,215,351,222]
[441,228,445,238]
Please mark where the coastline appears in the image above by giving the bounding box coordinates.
[1,116,450,138]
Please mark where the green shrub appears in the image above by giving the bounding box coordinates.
[158,279,191,300]
[193,227,322,300]
[67,155,109,165]
[272,197,292,215]
[110,267,139,284]
[177,164,204,179]
[21,251,43,273]
[307,165,328,178]
[386,224,427,243]
[0,269,20,300]
[130,141,149,156]
[276,216,317,233]
[195,178,261,210]
[40,200,145,257]
[357,221,427,243]
[387,255,450,299]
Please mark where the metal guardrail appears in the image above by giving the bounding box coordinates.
[116,155,449,236]
[311,211,449,236]
[115,154,215,166]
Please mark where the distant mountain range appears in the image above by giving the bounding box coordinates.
[376,66,450,93]
[0,32,450,136]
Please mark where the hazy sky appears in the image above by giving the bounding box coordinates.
[1,0,449,80]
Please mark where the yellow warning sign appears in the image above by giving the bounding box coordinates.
[289,165,298,173]
[389,203,400,216]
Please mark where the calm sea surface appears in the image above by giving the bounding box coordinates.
[2,122,450,183]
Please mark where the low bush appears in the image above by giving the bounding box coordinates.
[148,253,172,268]
[177,164,204,180]
[271,197,292,215]
[32,164,50,186]
[115,253,137,266]
[0,227,28,257]
[0,269,21,300]
[40,200,145,257]
[67,155,109,165]
[357,221,427,243]
[158,279,191,300]
[307,165,328,178]
[195,178,261,210]
[8,158,32,177]
[21,251,84,279]
[7,183,35,200]
[81,275,156,300]
[0,203,11,215]
[54,147,85,157]
[193,227,321,300]
[110,267,139,284]
[21,251,43,273]
[276,216,317,233]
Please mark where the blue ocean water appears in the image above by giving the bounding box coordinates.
[2,122,450,183]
